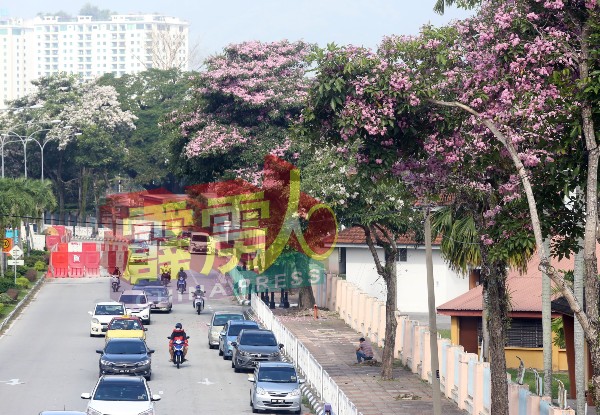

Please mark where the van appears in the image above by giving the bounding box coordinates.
[190,231,214,254]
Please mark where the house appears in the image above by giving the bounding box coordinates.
[324,226,471,314]
[437,273,568,371]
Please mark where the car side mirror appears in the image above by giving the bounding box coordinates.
[219,331,225,336]
[148,349,155,354]
[231,341,238,348]
[278,344,284,349]
[95,350,103,354]
[151,394,162,401]
[144,328,148,331]
[299,378,306,384]
[205,322,210,327]
[186,335,190,339]
[101,327,108,332]
[247,375,255,382]
[81,393,91,399]
[166,336,171,339]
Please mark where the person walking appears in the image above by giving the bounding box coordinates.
[356,337,374,364]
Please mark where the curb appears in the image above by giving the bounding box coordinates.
[0,275,45,334]
[246,308,323,415]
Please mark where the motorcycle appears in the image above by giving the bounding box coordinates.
[161,271,171,287]
[192,290,205,314]
[110,276,120,292]
[177,276,186,294]
[168,335,190,369]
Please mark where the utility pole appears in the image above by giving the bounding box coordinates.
[425,208,442,415]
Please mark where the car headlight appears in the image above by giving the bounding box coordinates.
[227,341,232,346]
[256,387,268,395]
[87,408,102,415]
[269,351,280,357]
[289,388,301,396]
[137,409,154,415]
[91,318,99,324]
[137,359,150,366]
[100,359,114,366]
[238,349,249,356]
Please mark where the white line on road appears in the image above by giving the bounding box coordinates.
[0,379,24,386]
[198,378,214,385]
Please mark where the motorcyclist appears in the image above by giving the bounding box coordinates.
[110,267,121,288]
[160,263,171,286]
[192,284,205,308]
[168,322,188,362]
[177,267,187,291]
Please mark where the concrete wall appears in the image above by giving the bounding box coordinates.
[337,246,469,313]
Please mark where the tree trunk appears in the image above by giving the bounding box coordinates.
[573,237,586,413]
[481,255,509,415]
[542,238,552,396]
[381,252,397,380]
[298,285,316,310]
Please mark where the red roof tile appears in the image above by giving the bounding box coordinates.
[332,226,441,246]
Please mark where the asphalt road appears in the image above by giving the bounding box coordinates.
[0,274,272,415]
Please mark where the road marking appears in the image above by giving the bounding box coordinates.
[198,378,214,385]
[0,379,24,386]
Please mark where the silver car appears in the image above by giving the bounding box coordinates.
[249,362,304,414]
[207,311,245,349]
[231,329,283,372]
[139,285,172,312]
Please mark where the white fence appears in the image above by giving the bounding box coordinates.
[252,294,362,415]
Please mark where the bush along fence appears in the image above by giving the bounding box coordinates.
[252,293,363,415]
[326,275,575,415]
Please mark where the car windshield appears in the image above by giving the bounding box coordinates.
[120,295,147,304]
[228,323,258,336]
[258,367,298,383]
[93,382,148,401]
[109,320,141,330]
[213,314,244,326]
[142,287,168,297]
[95,305,124,315]
[105,341,146,354]
[241,333,277,346]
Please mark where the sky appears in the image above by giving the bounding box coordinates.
[1,1,473,63]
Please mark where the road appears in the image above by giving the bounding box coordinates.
[0,273,276,414]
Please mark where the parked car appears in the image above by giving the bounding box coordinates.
[249,362,304,414]
[103,316,147,342]
[97,338,154,380]
[81,375,160,414]
[219,320,259,359]
[89,301,126,337]
[133,285,172,312]
[118,290,151,324]
[207,311,245,349]
[231,329,283,372]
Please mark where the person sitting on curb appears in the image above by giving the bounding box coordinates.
[356,337,374,364]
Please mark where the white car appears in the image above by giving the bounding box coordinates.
[118,290,151,325]
[81,375,160,415]
[89,302,126,337]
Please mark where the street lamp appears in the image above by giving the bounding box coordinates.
[26,125,80,180]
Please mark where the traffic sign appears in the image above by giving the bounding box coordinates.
[9,246,22,259]
[2,238,13,253]
[7,259,24,266]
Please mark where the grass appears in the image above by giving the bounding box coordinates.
[506,368,570,398]
[438,329,451,339]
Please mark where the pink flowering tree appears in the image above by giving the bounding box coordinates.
[166,40,314,183]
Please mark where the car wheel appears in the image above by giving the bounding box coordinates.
[231,359,235,368]
[234,363,240,373]
[252,406,259,413]
[145,317,151,325]
[145,373,151,381]
[98,369,102,377]
[294,409,301,415]
[223,353,228,360]
[218,347,223,356]
[90,333,95,338]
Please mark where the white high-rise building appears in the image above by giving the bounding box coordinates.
[0,14,189,108]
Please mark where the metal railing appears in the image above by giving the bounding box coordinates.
[252,294,363,415]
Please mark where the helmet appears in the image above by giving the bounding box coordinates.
[180,267,184,271]
[175,323,182,329]
[196,285,200,290]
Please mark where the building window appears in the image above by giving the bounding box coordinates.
[478,319,543,348]
[397,248,407,262]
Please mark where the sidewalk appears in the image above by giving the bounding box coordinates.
[271,306,467,415]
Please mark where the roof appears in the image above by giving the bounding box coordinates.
[229,320,260,326]
[95,301,124,306]
[437,244,600,317]
[331,226,441,246]
[436,275,557,318]
[257,361,295,368]
[100,375,146,383]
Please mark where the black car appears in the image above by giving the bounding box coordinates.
[133,279,163,287]
[97,338,154,380]
[231,329,283,372]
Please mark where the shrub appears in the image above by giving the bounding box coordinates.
[34,260,46,272]
[15,277,29,289]
[0,278,16,293]
[25,269,37,283]
[0,292,16,303]
[0,303,4,314]
[15,266,28,277]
